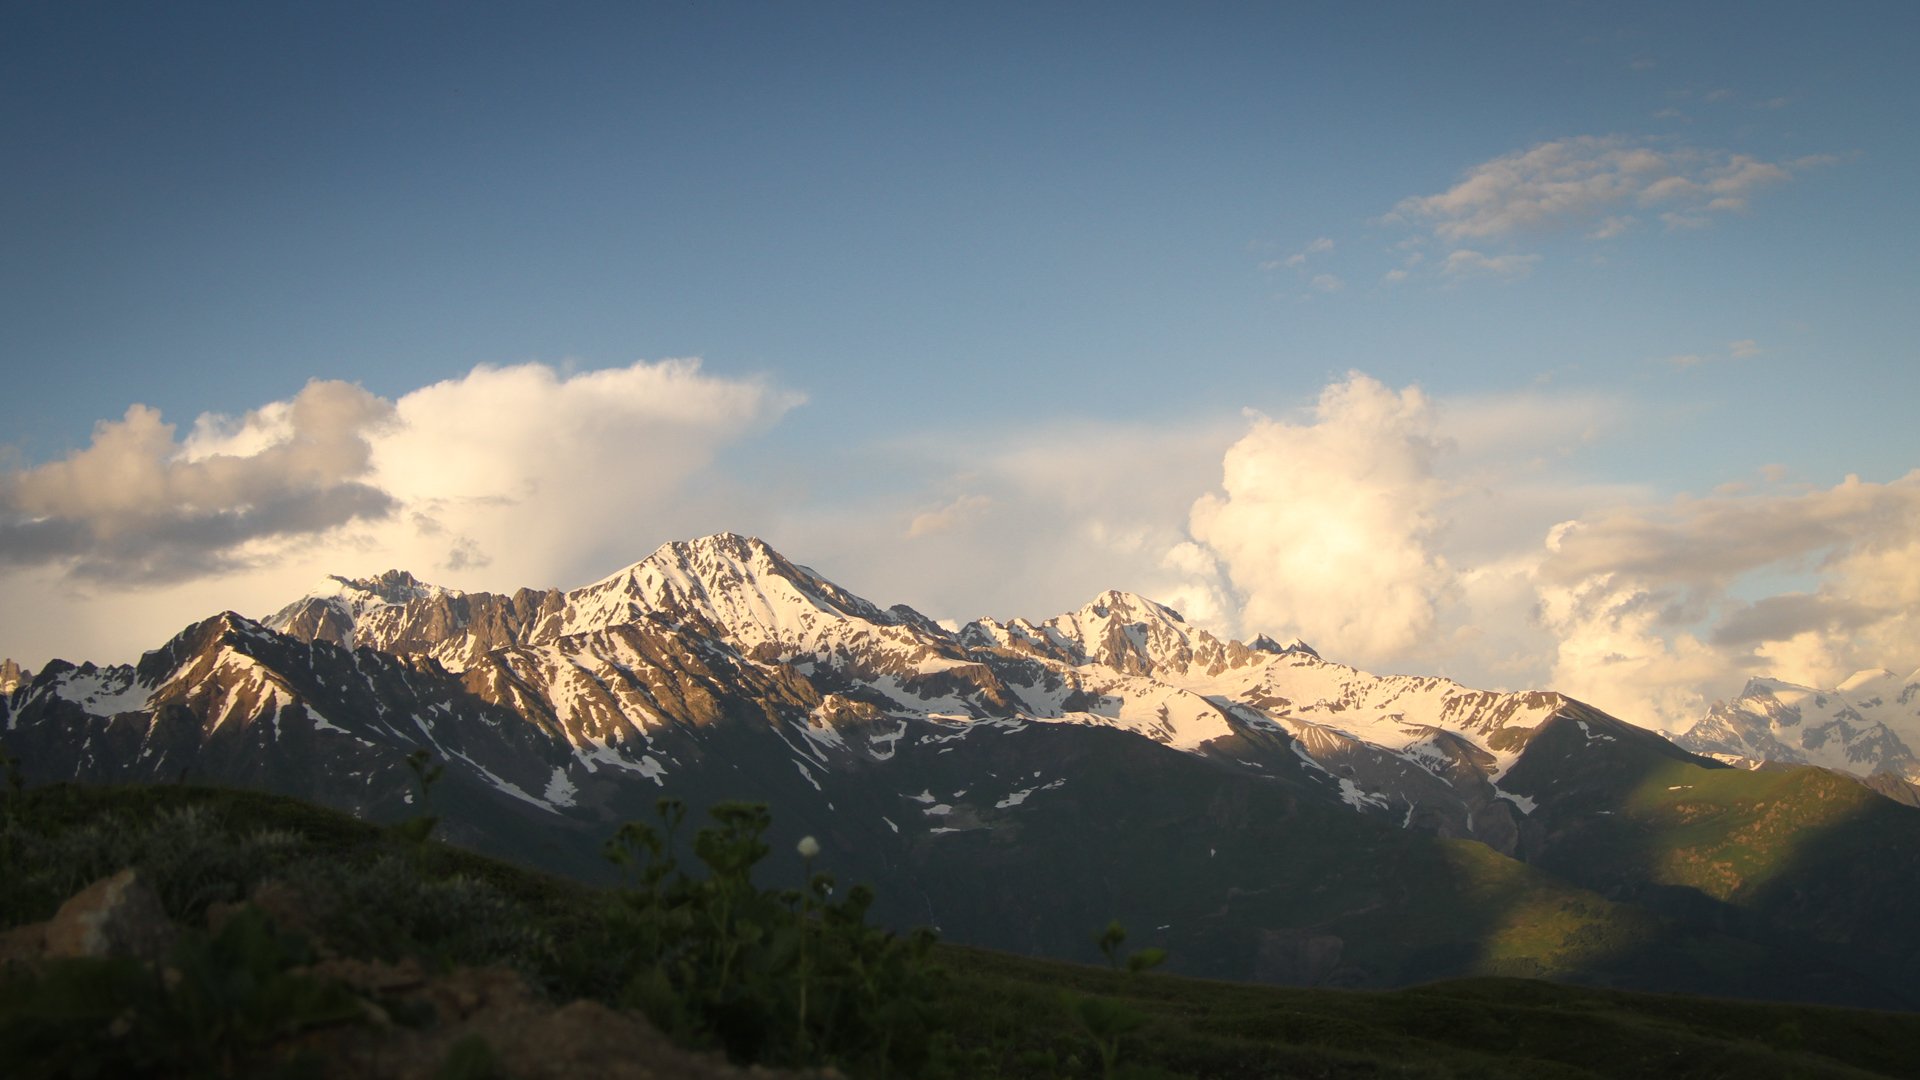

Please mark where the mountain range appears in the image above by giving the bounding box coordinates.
[5,533,1920,1008]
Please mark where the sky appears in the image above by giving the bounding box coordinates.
[3,1,1918,734]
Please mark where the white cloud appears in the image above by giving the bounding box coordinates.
[1282,237,1335,269]
[768,414,1240,633]
[1728,339,1761,359]
[0,380,398,584]
[366,359,798,586]
[1532,472,1920,725]
[1309,273,1345,293]
[1391,135,1806,244]
[0,359,799,665]
[1442,250,1540,279]
[10,358,1911,756]
[1187,374,1452,666]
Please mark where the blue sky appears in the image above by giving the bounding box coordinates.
[4,2,1918,732]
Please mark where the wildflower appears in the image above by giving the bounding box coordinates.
[797,835,821,859]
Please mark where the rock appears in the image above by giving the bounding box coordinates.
[43,869,176,962]
[0,657,26,694]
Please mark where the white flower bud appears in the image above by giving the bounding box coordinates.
[797,835,821,858]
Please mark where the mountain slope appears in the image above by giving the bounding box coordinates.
[9,532,1920,1007]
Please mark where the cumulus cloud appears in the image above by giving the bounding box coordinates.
[1187,373,1452,666]
[1391,135,1807,244]
[1534,573,1734,734]
[0,359,799,664]
[1535,472,1920,726]
[365,359,800,585]
[0,380,398,583]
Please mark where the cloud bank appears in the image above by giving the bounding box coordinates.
[0,381,397,583]
[1163,374,1919,731]
[5,363,1911,745]
[0,359,800,663]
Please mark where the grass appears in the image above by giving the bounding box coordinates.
[4,781,1918,1078]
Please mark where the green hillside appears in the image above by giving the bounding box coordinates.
[4,781,1917,1079]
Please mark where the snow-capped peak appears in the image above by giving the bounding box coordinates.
[1250,633,1319,658]
[1678,667,1920,785]
[1837,668,1898,694]
[555,533,938,657]
[267,570,454,632]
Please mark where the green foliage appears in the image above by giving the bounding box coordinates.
[391,747,445,845]
[9,781,1920,1079]
[1060,921,1171,1080]
[0,905,363,1078]
[276,853,556,975]
[1,802,303,928]
[581,798,941,1073]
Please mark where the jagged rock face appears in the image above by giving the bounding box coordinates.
[268,573,568,673]
[1,657,29,696]
[1678,671,1920,784]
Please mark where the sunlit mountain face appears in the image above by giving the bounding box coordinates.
[9,534,1920,1009]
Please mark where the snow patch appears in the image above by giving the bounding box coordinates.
[544,767,578,808]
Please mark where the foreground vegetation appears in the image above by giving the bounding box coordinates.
[3,779,1917,1078]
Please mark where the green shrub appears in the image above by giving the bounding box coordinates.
[578,798,940,1074]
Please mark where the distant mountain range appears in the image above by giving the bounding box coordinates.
[6,533,1920,1008]
[1678,670,1920,792]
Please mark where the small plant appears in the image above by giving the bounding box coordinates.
[392,747,445,845]
[1066,921,1167,1080]
[586,799,940,1073]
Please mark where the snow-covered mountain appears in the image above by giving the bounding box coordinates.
[1679,669,1920,784]
[251,533,1584,847]
[10,532,1920,1004]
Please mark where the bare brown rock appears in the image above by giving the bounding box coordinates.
[42,868,175,963]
